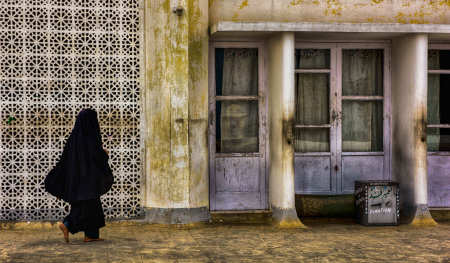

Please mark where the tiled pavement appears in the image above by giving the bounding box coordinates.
[0,219,449,263]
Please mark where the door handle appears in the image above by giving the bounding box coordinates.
[209,111,214,126]
[331,110,337,125]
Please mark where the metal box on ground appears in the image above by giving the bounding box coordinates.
[355,181,399,226]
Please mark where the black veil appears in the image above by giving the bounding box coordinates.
[45,109,113,202]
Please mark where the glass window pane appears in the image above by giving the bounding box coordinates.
[342,101,383,152]
[428,74,450,125]
[342,49,384,96]
[427,128,450,151]
[294,128,330,152]
[216,101,259,153]
[429,50,450,70]
[215,48,258,96]
[295,49,330,69]
[295,73,329,125]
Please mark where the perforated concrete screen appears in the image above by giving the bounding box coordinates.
[0,0,143,220]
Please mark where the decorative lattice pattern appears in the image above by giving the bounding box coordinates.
[0,0,143,221]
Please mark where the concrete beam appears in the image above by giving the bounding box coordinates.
[211,22,450,35]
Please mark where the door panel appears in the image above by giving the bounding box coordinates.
[215,157,261,193]
[215,192,264,211]
[428,156,450,207]
[294,156,332,193]
[341,155,384,193]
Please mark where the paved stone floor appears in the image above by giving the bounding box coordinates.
[0,219,449,263]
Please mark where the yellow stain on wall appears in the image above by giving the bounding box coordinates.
[239,0,248,9]
[290,0,304,5]
[372,0,383,3]
[395,8,431,24]
[395,12,407,23]
[439,0,450,7]
[325,0,342,16]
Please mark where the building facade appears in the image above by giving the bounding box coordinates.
[1,0,449,225]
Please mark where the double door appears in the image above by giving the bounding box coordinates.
[294,43,391,194]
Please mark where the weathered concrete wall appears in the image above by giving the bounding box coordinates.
[295,195,450,221]
[296,195,356,218]
[188,0,210,209]
[209,0,450,25]
[143,0,209,223]
[268,32,305,228]
[144,0,190,209]
[392,34,436,226]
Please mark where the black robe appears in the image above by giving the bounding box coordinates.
[45,109,113,232]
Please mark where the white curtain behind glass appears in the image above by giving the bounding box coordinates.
[294,50,330,152]
[427,51,440,151]
[342,50,383,152]
[218,48,259,153]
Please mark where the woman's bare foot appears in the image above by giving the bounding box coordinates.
[59,223,69,243]
[84,237,104,242]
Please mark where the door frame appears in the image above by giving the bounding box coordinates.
[294,41,392,194]
[208,41,268,211]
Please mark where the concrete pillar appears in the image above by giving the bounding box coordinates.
[268,32,305,228]
[392,34,437,226]
[142,0,210,224]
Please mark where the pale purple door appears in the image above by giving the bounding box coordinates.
[294,43,391,195]
[209,43,267,211]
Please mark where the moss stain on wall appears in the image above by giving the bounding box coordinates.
[239,0,248,9]
[145,0,191,207]
[325,0,342,16]
[290,0,304,5]
[209,0,450,24]
[187,0,209,208]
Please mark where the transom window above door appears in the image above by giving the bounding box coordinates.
[293,43,391,195]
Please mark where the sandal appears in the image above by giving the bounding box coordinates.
[84,237,104,242]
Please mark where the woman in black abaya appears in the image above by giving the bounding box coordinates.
[45,109,113,243]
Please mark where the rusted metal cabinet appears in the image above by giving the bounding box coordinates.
[355,181,399,226]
